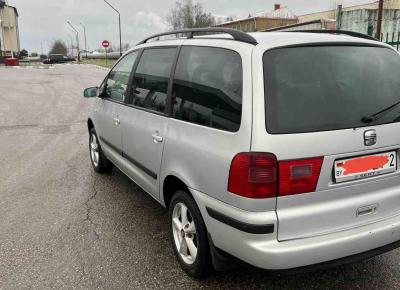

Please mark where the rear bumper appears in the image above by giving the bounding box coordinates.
[277,238,400,274]
[191,188,400,270]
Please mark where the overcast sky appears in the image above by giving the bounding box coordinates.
[8,0,372,53]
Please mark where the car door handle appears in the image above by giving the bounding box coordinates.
[151,133,163,143]
[113,117,120,126]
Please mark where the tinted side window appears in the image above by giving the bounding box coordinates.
[105,51,138,102]
[131,48,176,113]
[171,46,242,132]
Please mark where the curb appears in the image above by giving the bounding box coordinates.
[82,64,110,71]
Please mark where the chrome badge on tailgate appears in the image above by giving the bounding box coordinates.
[334,151,397,183]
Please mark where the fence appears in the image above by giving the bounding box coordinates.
[84,52,121,60]
[381,32,400,50]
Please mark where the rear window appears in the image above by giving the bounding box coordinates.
[264,46,400,134]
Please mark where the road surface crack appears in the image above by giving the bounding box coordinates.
[84,172,101,241]
[0,121,86,132]
[76,264,86,286]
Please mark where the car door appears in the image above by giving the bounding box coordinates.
[95,51,139,165]
[119,47,178,199]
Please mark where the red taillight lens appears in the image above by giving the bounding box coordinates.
[279,157,323,196]
[228,153,277,199]
[228,153,323,199]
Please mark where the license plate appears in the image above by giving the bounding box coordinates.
[334,151,397,183]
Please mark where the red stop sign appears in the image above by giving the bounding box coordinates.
[102,40,110,48]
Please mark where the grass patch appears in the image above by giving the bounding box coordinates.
[83,58,117,68]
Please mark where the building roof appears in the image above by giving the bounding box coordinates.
[216,16,297,27]
[217,6,297,26]
[255,6,297,19]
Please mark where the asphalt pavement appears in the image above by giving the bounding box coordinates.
[1,64,400,289]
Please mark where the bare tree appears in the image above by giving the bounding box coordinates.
[106,43,131,53]
[167,0,215,30]
[108,45,115,53]
[49,40,68,55]
[122,43,131,51]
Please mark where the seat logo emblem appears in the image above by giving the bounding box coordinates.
[364,130,377,146]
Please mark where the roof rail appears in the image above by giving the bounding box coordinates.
[286,30,377,41]
[136,27,258,45]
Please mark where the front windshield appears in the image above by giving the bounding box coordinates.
[263,45,400,134]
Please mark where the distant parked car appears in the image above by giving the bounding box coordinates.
[83,28,400,277]
[43,54,75,64]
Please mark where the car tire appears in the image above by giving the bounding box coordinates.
[89,128,112,173]
[169,190,211,278]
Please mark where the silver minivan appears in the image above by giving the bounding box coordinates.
[84,28,400,277]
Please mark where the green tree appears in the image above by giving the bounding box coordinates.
[49,40,67,55]
[167,0,215,30]
[19,49,28,58]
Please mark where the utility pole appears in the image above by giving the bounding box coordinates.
[336,5,343,30]
[67,21,80,63]
[104,0,122,57]
[376,0,384,40]
[67,36,73,57]
[80,22,88,60]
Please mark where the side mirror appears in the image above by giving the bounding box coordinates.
[83,87,99,98]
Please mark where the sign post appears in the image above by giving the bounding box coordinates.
[102,40,110,66]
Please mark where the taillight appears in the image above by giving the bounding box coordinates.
[228,153,277,199]
[279,157,323,196]
[228,153,323,199]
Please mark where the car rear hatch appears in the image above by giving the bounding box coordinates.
[254,44,400,241]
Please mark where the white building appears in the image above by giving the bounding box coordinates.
[0,0,20,57]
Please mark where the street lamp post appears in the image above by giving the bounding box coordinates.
[67,35,74,57]
[0,18,3,57]
[80,22,88,60]
[67,21,80,63]
[103,0,122,57]
[376,0,384,40]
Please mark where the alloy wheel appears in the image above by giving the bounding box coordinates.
[90,133,100,167]
[172,202,198,265]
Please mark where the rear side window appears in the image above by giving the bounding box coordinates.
[172,46,242,132]
[131,48,176,113]
[264,46,400,134]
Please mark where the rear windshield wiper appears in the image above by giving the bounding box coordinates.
[361,100,400,123]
